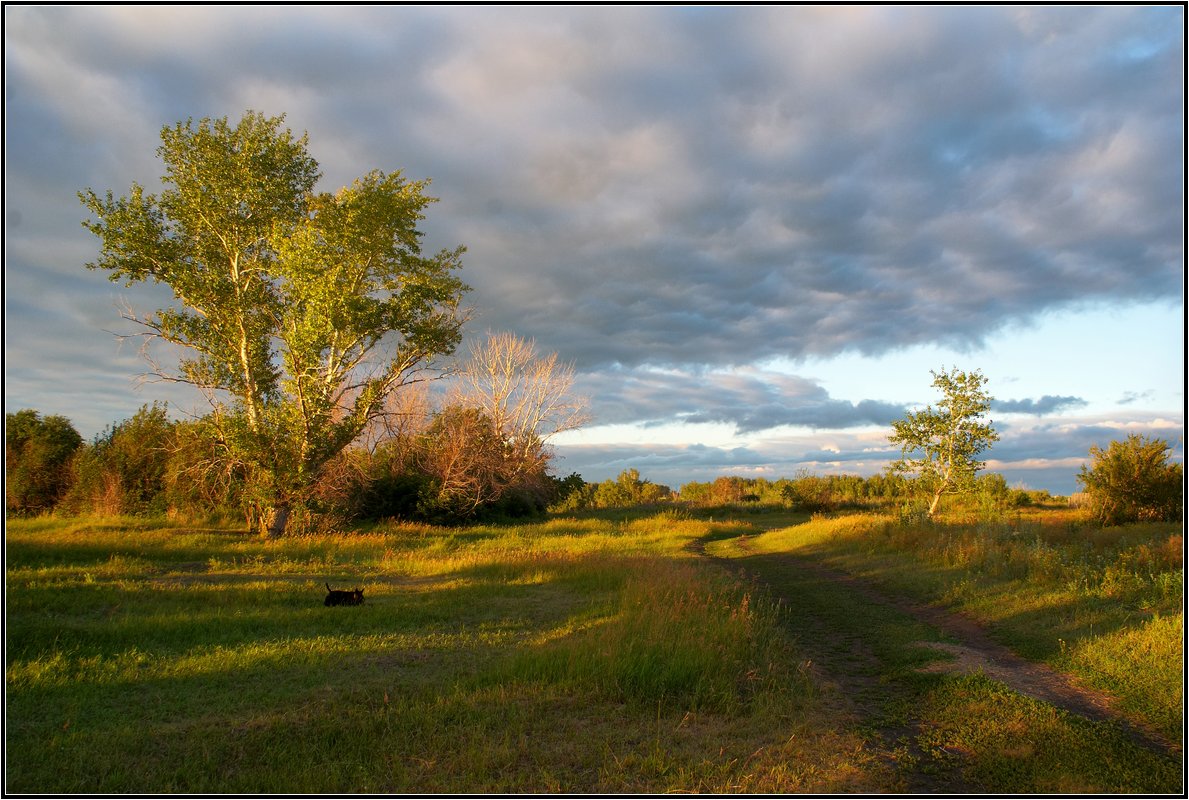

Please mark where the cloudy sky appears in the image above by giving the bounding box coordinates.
[4,5,1184,495]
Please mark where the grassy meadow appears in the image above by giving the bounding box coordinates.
[5,506,1184,793]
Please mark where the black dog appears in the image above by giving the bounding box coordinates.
[324,583,364,606]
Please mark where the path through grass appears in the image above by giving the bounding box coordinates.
[5,513,871,793]
[706,511,1183,792]
[5,508,1182,793]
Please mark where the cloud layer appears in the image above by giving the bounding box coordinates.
[554,413,1185,495]
[3,6,1183,491]
[576,366,906,433]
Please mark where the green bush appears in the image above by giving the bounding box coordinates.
[589,469,672,509]
[781,472,836,513]
[1077,434,1183,525]
[60,403,176,516]
[5,409,84,514]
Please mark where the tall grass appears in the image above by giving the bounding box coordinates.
[496,559,811,714]
[727,509,1184,745]
[5,513,843,794]
[8,508,1178,793]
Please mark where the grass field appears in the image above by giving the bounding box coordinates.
[710,507,1183,745]
[5,507,1183,793]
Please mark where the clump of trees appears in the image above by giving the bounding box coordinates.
[7,404,195,519]
[549,469,673,512]
[59,402,176,516]
[678,472,914,512]
[6,334,588,528]
[1077,434,1183,525]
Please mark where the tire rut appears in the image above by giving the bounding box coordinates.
[776,552,1176,757]
[694,530,1178,784]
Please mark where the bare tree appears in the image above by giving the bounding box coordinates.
[451,332,590,484]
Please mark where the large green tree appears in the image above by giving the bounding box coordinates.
[888,367,1000,517]
[81,111,469,536]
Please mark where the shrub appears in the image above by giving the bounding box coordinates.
[1077,435,1183,525]
[61,403,176,516]
[781,471,836,513]
[5,409,84,514]
[589,469,672,509]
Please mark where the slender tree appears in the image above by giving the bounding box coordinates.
[80,111,468,536]
[888,367,999,517]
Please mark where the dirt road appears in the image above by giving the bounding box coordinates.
[703,533,1180,791]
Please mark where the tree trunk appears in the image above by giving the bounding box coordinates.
[260,504,291,538]
[927,487,944,517]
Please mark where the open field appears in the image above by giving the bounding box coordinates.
[5,507,1183,793]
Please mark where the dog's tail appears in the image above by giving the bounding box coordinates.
[326,582,332,593]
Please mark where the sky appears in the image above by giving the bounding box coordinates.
[4,5,1184,496]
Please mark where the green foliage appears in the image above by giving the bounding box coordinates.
[4,514,818,794]
[590,469,672,509]
[80,111,469,536]
[680,472,914,511]
[59,403,176,516]
[889,367,1000,516]
[161,416,250,518]
[547,472,588,512]
[544,469,673,512]
[5,409,84,514]
[781,470,837,513]
[548,480,598,513]
[1076,435,1183,525]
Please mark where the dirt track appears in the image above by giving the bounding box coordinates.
[770,553,1177,757]
[697,528,1179,794]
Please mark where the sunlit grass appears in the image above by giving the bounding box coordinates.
[915,675,1181,793]
[496,558,811,714]
[6,508,1180,793]
[4,512,859,794]
[720,510,1184,746]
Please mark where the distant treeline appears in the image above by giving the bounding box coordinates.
[7,405,1051,526]
[557,468,1055,514]
[11,406,1175,528]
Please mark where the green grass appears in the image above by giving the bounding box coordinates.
[914,675,1180,794]
[5,507,1182,793]
[706,514,1182,793]
[5,512,866,793]
[722,509,1183,748]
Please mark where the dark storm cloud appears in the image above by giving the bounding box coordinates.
[3,5,1183,440]
[431,5,1184,370]
[992,395,1088,415]
[577,366,904,433]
